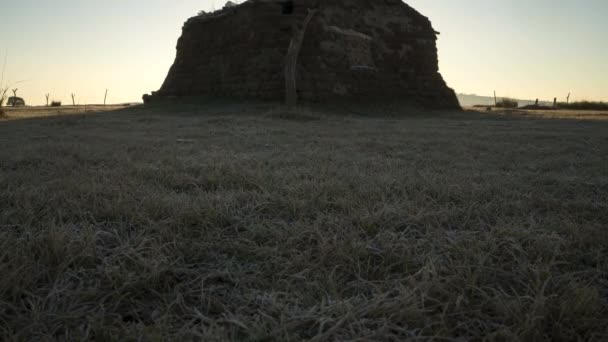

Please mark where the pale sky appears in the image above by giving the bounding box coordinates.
[1,0,606,105]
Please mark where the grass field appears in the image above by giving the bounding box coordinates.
[1,104,607,340]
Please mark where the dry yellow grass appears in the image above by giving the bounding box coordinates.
[0,105,134,121]
[466,106,608,121]
[0,103,607,340]
[5,105,608,122]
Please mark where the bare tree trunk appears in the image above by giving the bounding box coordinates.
[104,89,108,106]
[285,9,317,107]
[11,88,17,107]
[0,88,7,111]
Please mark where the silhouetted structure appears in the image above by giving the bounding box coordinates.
[7,97,25,106]
[145,0,459,109]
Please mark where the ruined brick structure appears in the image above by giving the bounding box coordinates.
[145,0,460,109]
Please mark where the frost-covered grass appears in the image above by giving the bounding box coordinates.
[1,104,607,340]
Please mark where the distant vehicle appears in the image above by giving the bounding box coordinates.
[7,96,25,106]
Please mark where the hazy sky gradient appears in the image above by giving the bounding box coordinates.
[1,0,607,105]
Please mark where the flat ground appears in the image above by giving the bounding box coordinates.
[1,104,607,340]
[0,104,132,120]
[466,106,608,121]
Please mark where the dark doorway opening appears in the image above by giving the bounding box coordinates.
[281,1,294,15]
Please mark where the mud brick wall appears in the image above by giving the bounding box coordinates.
[147,0,460,109]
